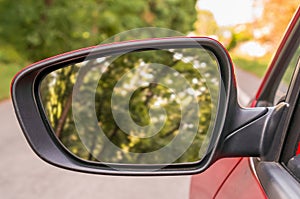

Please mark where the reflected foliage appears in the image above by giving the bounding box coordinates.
[40,48,220,164]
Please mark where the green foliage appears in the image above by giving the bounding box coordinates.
[231,55,270,78]
[195,9,218,36]
[0,63,22,100]
[0,42,28,100]
[0,0,197,62]
[1,0,215,163]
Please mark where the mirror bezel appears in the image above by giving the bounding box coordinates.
[11,37,269,175]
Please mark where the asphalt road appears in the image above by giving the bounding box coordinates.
[235,67,262,106]
[0,67,261,199]
[0,100,190,199]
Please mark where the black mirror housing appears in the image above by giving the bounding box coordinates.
[11,37,286,176]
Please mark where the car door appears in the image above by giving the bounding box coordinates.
[215,7,300,199]
[190,6,300,199]
[253,7,300,198]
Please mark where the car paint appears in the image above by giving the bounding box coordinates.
[190,6,300,199]
[189,158,242,198]
[213,158,266,199]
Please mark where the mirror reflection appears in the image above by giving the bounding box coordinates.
[40,47,220,165]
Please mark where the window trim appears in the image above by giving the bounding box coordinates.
[254,56,300,199]
[280,58,300,164]
[253,7,300,199]
[254,159,300,199]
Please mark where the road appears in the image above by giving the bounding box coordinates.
[0,67,261,199]
[235,67,262,106]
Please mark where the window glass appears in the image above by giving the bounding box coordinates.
[274,46,300,104]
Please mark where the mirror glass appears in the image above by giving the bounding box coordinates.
[39,47,221,165]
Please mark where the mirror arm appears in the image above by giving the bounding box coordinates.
[220,103,289,158]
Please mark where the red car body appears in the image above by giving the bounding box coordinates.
[190,6,300,199]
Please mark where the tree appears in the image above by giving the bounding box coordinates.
[253,0,298,49]
[0,0,197,63]
[194,9,218,36]
[15,0,209,164]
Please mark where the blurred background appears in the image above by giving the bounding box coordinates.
[0,0,298,198]
[0,0,298,101]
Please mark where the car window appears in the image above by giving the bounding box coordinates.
[274,45,300,104]
[282,71,300,181]
[278,49,300,182]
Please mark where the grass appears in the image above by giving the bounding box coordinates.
[0,62,24,101]
[231,54,271,78]
[0,43,29,101]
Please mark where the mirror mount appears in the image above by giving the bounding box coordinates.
[220,102,289,159]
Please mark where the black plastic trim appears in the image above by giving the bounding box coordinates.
[11,37,233,175]
[221,103,288,158]
[287,155,300,181]
[255,160,300,199]
[280,58,300,164]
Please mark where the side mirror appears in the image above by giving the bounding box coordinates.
[11,37,288,175]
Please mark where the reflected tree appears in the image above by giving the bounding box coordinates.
[40,48,220,164]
